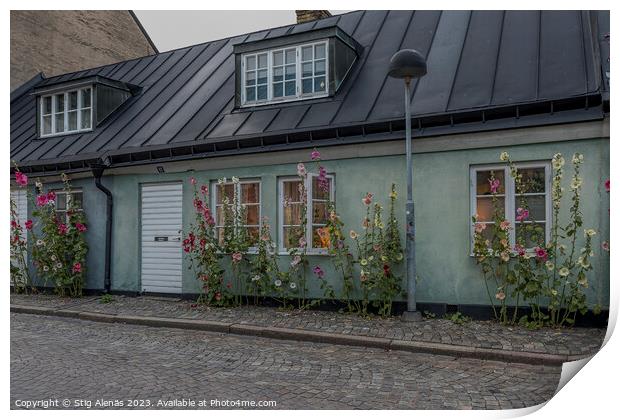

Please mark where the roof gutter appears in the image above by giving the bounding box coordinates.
[90,163,113,293]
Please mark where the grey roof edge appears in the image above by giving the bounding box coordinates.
[13,97,604,174]
[11,73,44,103]
[32,75,142,95]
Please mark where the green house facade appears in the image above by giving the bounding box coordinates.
[10,11,610,316]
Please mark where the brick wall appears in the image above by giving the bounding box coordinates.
[11,10,156,90]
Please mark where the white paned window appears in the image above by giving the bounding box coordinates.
[241,40,329,106]
[470,162,552,252]
[40,87,93,137]
[54,190,84,223]
[279,173,334,254]
[213,180,261,248]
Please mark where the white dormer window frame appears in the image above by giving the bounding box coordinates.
[241,40,329,107]
[39,86,93,138]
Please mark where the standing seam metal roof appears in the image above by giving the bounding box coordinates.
[10,10,609,169]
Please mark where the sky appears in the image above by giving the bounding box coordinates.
[134,10,350,52]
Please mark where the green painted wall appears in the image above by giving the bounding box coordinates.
[25,136,610,309]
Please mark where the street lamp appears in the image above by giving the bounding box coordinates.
[387,49,427,322]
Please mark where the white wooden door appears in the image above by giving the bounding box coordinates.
[140,182,183,293]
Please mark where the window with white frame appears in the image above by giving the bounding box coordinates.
[40,87,92,137]
[279,174,334,253]
[470,162,551,250]
[241,40,328,106]
[54,190,84,223]
[213,180,261,247]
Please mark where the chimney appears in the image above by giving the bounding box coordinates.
[295,10,332,24]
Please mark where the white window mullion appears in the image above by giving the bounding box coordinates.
[506,166,516,248]
[306,175,313,249]
[77,89,82,132]
[64,92,68,133]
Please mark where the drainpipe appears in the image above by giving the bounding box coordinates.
[90,163,113,293]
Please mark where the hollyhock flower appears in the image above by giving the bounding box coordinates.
[10,220,18,229]
[605,179,610,192]
[514,244,526,257]
[317,166,329,192]
[584,228,597,238]
[193,198,203,210]
[25,220,33,230]
[360,258,368,266]
[329,211,338,222]
[552,153,565,170]
[558,267,570,277]
[362,217,370,229]
[75,222,87,233]
[570,176,583,190]
[312,265,324,279]
[14,171,28,186]
[35,194,49,207]
[534,246,548,260]
[373,244,382,252]
[349,230,358,240]
[47,191,56,202]
[56,263,62,269]
[72,262,82,274]
[199,238,207,249]
[495,291,506,301]
[296,162,307,177]
[232,252,243,263]
[226,283,232,289]
[43,265,49,272]
[545,261,555,271]
[500,251,510,262]
[362,193,373,206]
[572,153,584,164]
[251,275,260,282]
[290,255,301,267]
[290,282,297,289]
[360,270,368,282]
[499,152,509,162]
[201,185,208,195]
[203,208,215,226]
[215,292,222,301]
[274,279,282,287]
[489,179,501,194]
[310,149,321,161]
[189,177,197,185]
[298,237,307,248]
[602,241,610,252]
[516,207,529,222]
[474,223,486,234]
[57,223,68,235]
[499,220,511,231]
[383,264,391,276]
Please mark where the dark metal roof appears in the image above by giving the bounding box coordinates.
[11,10,609,173]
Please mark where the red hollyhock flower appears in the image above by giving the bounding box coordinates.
[14,171,28,186]
[72,262,82,273]
[25,220,33,230]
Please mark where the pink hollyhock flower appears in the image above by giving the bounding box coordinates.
[190,177,197,185]
[489,179,501,194]
[75,222,87,233]
[200,185,208,195]
[311,149,321,161]
[514,244,526,257]
[232,252,243,263]
[298,236,307,248]
[14,171,28,186]
[10,220,18,228]
[193,198,203,210]
[534,246,548,261]
[495,291,506,301]
[605,179,610,192]
[57,223,68,235]
[25,220,33,230]
[602,241,610,252]
[203,208,215,226]
[474,223,486,234]
[47,191,56,202]
[317,166,329,192]
[199,238,207,249]
[36,194,49,207]
[72,262,82,274]
[312,265,324,279]
[516,207,530,222]
[362,193,373,206]
[499,220,511,231]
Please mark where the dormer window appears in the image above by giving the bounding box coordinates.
[242,40,329,106]
[34,75,140,139]
[40,87,92,137]
[235,26,361,108]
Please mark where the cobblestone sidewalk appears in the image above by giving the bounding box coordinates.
[11,293,605,359]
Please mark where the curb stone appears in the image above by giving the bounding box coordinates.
[10,304,592,366]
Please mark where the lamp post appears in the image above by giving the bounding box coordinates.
[387,49,427,322]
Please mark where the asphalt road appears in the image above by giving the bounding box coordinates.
[10,313,561,410]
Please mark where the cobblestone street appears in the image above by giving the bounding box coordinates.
[11,313,562,410]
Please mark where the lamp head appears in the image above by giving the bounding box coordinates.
[387,49,427,80]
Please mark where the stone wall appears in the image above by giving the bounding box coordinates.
[11,10,156,90]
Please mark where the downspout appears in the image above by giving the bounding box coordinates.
[90,164,113,293]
